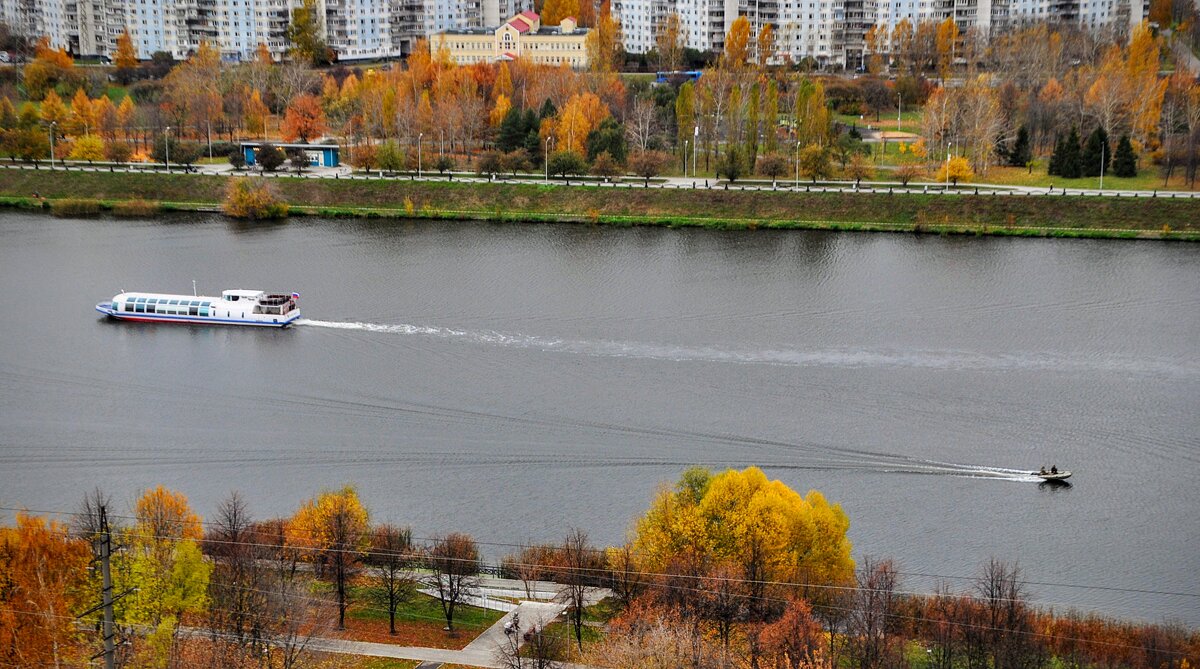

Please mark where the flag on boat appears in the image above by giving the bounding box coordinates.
[292,292,300,299]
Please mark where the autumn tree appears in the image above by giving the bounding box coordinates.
[586,1,623,73]
[114,29,139,84]
[935,18,960,83]
[368,524,416,635]
[119,487,211,668]
[69,134,105,162]
[756,23,776,69]
[799,143,833,182]
[722,16,752,71]
[760,596,826,669]
[628,150,671,184]
[425,533,480,634]
[936,155,974,185]
[757,153,789,182]
[287,0,330,65]
[655,13,687,72]
[288,486,370,630]
[0,514,91,669]
[39,90,68,128]
[23,37,77,100]
[633,466,855,617]
[542,0,582,25]
[281,93,328,143]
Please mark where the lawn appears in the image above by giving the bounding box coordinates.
[837,110,923,134]
[969,165,1196,191]
[335,584,504,649]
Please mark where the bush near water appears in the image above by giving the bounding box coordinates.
[222,178,288,219]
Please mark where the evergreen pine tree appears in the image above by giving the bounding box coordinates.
[1008,125,1031,168]
[1059,127,1082,179]
[1048,135,1063,176]
[1081,126,1110,178]
[497,107,526,152]
[1112,134,1137,177]
[539,98,557,119]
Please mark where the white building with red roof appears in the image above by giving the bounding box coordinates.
[432,10,590,67]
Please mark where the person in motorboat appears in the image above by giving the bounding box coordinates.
[1051,465,1058,474]
[1039,466,1048,475]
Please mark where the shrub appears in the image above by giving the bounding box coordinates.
[105,141,133,163]
[756,153,789,181]
[435,155,456,174]
[112,199,161,216]
[255,142,286,172]
[376,141,405,172]
[51,198,102,216]
[547,150,587,178]
[717,146,745,182]
[500,150,529,175]
[476,150,502,176]
[68,135,105,163]
[228,149,246,170]
[591,151,623,180]
[350,144,377,171]
[223,179,288,219]
[628,150,671,185]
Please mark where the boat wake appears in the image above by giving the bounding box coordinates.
[296,319,1195,377]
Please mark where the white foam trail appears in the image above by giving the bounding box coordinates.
[296,319,1196,377]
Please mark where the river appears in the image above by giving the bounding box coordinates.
[0,212,1197,625]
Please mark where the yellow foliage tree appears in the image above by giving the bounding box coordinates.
[935,17,959,83]
[722,16,752,71]
[114,29,138,73]
[555,92,609,154]
[288,486,370,629]
[756,23,775,69]
[631,466,855,589]
[585,2,623,73]
[935,155,974,185]
[490,94,512,127]
[69,134,105,162]
[68,88,95,136]
[494,61,514,101]
[541,0,581,26]
[39,90,69,127]
[244,88,269,137]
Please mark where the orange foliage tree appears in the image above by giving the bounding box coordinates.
[281,93,328,143]
[288,486,370,629]
[0,514,91,668]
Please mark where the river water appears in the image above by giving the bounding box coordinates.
[0,212,1197,625]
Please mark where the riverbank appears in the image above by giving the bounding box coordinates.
[1,170,1197,240]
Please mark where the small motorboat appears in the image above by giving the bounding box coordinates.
[1034,469,1071,481]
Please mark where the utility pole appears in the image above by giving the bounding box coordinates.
[98,505,116,669]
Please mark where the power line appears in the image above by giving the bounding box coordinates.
[5,504,1194,603]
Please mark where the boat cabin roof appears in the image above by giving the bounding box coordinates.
[222,289,265,300]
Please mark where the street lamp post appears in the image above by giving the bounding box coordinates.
[795,141,800,188]
[440,129,445,158]
[693,125,699,178]
[417,132,423,178]
[684,140,689,176]
[544,136,553,182]
[897,92,902,132]
[49,122,56,168]
[164,126,171,173]
[945,141,952,190]
[1099,141,1105,191]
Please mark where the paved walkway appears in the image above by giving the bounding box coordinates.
[6,162,1198,200]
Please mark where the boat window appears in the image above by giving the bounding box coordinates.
[200,307,210,317]
[137,297,146,303]
[189,306,199,316]
[169,299,179,305]
[135,304,145,313]
[124,303,133,312]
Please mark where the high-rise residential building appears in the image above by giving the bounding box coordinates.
[617,0,1142,68]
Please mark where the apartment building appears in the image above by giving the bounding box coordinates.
[617,0,1142,68]
[4,0,531,61]
[434,10,589,67]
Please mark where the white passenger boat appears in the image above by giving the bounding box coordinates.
[95,289,300,327]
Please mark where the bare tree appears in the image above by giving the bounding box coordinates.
[205,492,268,661]
[975,559,1042,669]
[556,528,593,653]
[504,543,558,600]
[605,542,644,606]
[626,97,659,153]
[367,524,416,635]
[847,557,900,669]
[426,533,480,633]
[495,620,565,669]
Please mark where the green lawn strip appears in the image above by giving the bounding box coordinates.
[581,596,621,624]
[1,170,1197,239]
[345,583,504,631]
[343,659,421,669]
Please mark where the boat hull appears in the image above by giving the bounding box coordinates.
[1034,472,1072,481]
[96,303,298,328]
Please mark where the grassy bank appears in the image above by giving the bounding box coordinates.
[1,170,1197,240]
